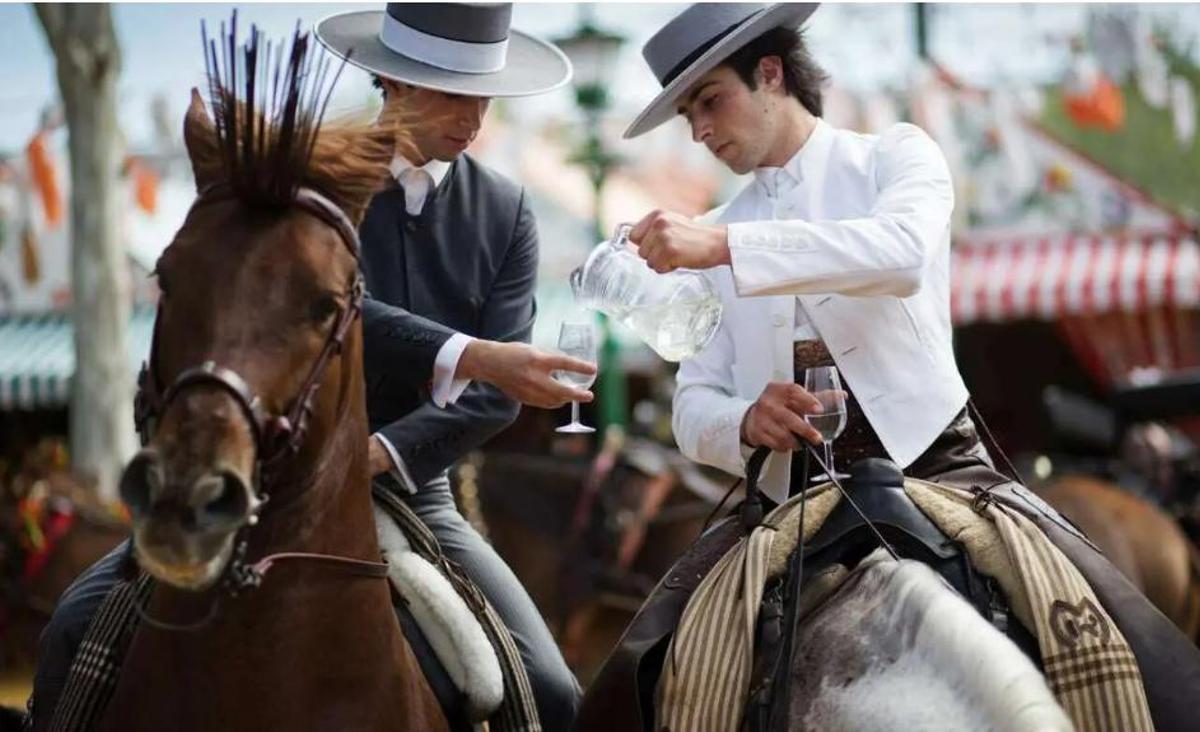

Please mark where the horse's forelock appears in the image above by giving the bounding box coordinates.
[190,14,394,226]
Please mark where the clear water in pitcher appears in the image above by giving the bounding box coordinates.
[616,295,722,362]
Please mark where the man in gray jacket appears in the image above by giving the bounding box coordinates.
[32,4,590,730]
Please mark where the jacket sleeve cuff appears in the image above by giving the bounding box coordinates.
[430,333,474,408]
[727,222,814,297]
[373,433,418,494]
[726,223,761,297]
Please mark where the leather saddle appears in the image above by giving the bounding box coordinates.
[740,452,1041,731]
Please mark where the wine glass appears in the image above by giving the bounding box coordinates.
[804,366,848,482]
[554,321,598,434]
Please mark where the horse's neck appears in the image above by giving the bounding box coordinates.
[792,553,1071,732]
[111,568,414,729]
[252,422,380,560]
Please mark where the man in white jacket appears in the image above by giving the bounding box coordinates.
[574,8,1200,729]
[624,3,982,504]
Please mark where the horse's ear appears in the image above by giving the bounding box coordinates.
[183,88,222,191]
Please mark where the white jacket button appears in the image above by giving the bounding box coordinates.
[772,314,786,327]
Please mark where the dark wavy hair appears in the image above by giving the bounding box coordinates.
[722,27,829,117]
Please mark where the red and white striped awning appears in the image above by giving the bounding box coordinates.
[952,233,1200,325]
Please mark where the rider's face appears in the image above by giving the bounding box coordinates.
[676,61,789,175]
[381,80,491,163]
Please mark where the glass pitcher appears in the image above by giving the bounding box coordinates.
[569,224,722,362]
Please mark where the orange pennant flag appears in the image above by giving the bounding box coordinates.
[21,223,40,284]
[26,131,63,229]
[131,158,159,215]
[1064,75,1125,132]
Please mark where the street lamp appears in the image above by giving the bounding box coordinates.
[555,9,625,236]
[555,7,628,431]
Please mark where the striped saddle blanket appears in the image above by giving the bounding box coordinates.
[656,477,1153,732]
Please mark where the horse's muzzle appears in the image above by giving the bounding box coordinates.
[120,448,255,589]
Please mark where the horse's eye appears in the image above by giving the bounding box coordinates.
[309,295,339,325]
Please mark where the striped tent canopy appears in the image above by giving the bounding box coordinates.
[952,232,1200,325]
[0,306,156,410]
[952,231,1200,389]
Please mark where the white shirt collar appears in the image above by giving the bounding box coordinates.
[388,155,451,186]
[752,118,832,199]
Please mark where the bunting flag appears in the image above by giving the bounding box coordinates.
[1065,76,1125,132]
[26,130,63,229]
[1134,26,1171,110]
[129,158,159,215]
[1063,73,1125,132]
[1062,42,1125,133]
[1169,76,1196,148]
[21,223,40,285]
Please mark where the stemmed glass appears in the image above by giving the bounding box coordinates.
[804,366,848,481]
[554,321,598,434]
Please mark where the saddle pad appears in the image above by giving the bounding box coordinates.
[372,486,541,732]
[373,502,502,720]
[656,478,1153,732]
[909,481,1153,731]
[655,483,842,732]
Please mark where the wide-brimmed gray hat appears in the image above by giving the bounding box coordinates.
[316,3,571,98]
[625,3,818,139]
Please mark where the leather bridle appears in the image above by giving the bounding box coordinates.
[129,183,388,631]
[135,184,365,477]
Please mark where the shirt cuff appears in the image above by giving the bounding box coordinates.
[431,333,474,408]
[373,433,418,495]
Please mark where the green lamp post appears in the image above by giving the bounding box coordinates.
[555,8,628,432]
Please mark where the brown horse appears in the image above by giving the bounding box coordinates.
[94,25,445,731]
[1038,474,1200,641]
[471,434,722,682]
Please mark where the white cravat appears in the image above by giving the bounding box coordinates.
[399,167,433,215]
[389,155,450,216]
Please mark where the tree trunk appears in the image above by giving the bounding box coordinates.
[34,4,133,502]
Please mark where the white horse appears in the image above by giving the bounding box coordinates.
[787,550,1070,732]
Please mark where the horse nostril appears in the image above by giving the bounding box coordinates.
[119,450,162,520]
[190,471,252,532]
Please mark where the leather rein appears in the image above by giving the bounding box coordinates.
[130,183,388,631]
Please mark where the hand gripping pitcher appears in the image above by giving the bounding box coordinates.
[570,224,722,362]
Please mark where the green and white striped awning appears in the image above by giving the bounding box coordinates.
[0,307,156,410]
[1,281,663,411]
